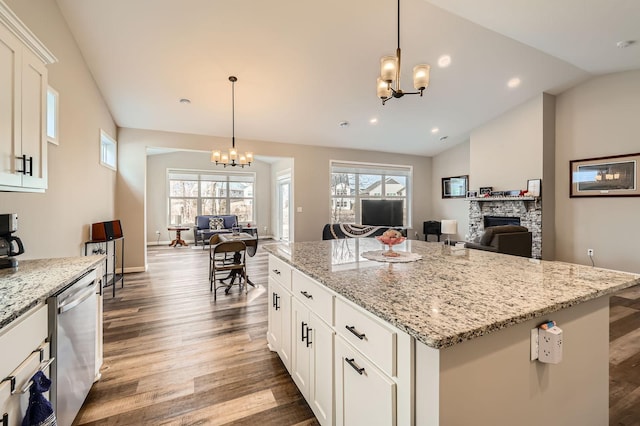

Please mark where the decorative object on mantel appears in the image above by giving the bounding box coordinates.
[211,76,253,168]
[466,190,478,198]
[442,175,468,198]
[361,249,422,263]
[375,229,406,257]
[526,179,541,197]
[570,153,640,197]
[479,186,493,196]
[376,0,430,105]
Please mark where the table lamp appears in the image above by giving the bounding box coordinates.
[441,220,458,245]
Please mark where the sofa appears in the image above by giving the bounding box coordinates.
[464,225,532,258]
[193,215,238,247]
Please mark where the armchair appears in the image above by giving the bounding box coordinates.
[464,225,532,258]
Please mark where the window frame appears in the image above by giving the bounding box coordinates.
[329,160,412,227]
[46,86,59,145]
[99,129,117,171]
[167,169,256,226]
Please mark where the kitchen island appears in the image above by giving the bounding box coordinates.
[264,239,639,426]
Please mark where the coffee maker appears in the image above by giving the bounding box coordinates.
[0,213,25,269]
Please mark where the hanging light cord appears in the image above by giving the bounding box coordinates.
[230,76,236,149]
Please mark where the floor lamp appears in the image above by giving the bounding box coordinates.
[441,220,458,245]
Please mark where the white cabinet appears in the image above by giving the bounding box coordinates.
[0,304,50,426]
[267,256,293,372]
[335,335,396,426]
[291,298,334,426]
[0,2,56,192]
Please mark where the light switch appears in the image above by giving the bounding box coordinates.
[297,207,303,213]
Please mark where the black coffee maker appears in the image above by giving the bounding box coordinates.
[0,213,25,269]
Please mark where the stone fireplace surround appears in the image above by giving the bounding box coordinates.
[468,199,542,259]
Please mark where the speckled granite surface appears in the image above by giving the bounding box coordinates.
[0,256,104,331]
[264,239,640,349]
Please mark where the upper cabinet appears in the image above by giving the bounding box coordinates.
[0,1,57,192]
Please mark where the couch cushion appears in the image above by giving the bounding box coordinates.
[480,225,528,246]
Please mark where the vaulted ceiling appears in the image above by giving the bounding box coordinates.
[55,0,639,156]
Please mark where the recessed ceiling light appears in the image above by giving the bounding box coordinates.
[437,55,451,68]
[179,98,191,104]
[369,118,378,124]
[616,40,636,48]
[507,77,521,88]
[439,136,448,141]
[339,121,349,128]
[431,127,439,134]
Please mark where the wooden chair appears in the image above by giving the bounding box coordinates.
[209,240,247,300]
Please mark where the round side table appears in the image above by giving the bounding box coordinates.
[168,226,190,247]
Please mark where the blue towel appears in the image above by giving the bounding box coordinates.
[22,371,57,426]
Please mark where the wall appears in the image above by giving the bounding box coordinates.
[117,128,432,270]
[0,0,116,259]
[555,70,640,274]
[145,150,272,244]
[430,140,470,241]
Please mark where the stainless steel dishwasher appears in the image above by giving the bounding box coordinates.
[48,269,97,426]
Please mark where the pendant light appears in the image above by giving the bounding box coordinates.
[211,76,253,167]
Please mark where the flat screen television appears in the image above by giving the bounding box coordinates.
[361,199,403,227]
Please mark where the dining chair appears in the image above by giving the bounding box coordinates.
[209,240,247,300]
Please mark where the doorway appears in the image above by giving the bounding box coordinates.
[277,174,291,241]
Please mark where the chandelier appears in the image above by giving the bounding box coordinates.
[211,76,253,167]
[377,0,430,105]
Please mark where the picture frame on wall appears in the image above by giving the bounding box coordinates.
[479,186,492,195]
[466,190,478,198]
[527,179,541,197]
[570,153,640,197]
[442,175,469,199]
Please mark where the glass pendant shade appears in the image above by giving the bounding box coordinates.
[229,147,238,161]
[211,150,221,162]
[377,77,391,99]
[246,152,254,163]
[413,64,430,90]
[380,56,397,82]
[221,152,229,163]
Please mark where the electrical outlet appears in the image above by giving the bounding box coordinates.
[587,248,594,256]
[414,231,419,239]
[155,230,160,235]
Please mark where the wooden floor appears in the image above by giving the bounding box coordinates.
[74,242,319,426]
[75,243,640,425]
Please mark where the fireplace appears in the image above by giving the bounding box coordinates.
[484,216,520,228]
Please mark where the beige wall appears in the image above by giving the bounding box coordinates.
[555,70,640,274]
[430,141,470,241]
[0,0,116,259]
[470,95,544,190]
[117,128,432,270]
[145,151,272,244]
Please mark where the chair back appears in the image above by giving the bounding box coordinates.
[213,240,246,255]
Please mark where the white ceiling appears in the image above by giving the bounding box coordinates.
[55,0,639,157]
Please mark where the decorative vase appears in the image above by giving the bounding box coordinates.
[375,236,406,257]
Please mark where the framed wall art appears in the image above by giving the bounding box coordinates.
[570,153,639,197]
[527,179,541,197]
[442,175,468,199]
[479,186,492,195]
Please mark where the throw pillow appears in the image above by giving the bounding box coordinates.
[209,217,224,230]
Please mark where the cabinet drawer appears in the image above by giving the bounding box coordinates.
[292,269,333,325]
[269,255,292,290]
[0,304,48,379]
[335,298,396,377]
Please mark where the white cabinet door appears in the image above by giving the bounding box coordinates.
[19,47,47,190]
[291,298,311,400]
[0,23,21,188]
[267,277,292,372]
[310,313,334,426]
[335,336,396,426]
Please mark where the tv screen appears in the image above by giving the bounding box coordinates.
[361,199,403,227]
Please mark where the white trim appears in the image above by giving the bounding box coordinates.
[46,86,59,145]
[0,0,57,64]
[99,129,117,171]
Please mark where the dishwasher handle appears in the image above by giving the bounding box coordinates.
[58,284,96,314]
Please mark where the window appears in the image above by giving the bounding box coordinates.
[168,170,255,226]
[330,161,412,226]
[46,86,59,145]
[100,130,117,170]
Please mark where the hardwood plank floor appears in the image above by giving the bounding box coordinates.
[74,243,319,426]
[75,243,640,425]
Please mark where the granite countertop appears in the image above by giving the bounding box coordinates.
[264,239,640,349]
[0,256,105,331]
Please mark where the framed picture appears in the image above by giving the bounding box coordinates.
[466,190,478,198]
[570,153,640,197]
[442,175,468,199]
[527,179,541,197]
[479,186,492,195]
